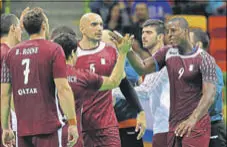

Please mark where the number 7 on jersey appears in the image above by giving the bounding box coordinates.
[22,58,30,85]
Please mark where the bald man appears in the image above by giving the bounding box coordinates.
[116,17,217,147]
[75,13,146,147]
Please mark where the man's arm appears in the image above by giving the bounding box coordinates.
[99,54,126,91]
[119,78,146,139]
[190,55,217,123]
[119,78,144,112]
[1,83,12,130]
[99,34,132,91]
[189,82,216,121]
[108,31,157,76]
[127,51,156,76]
[52,45,77,122]
[54,79,76,122]
[175,82,216,137]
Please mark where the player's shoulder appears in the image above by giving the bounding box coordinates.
[198,48,214,60]
[39,39,62,50]
[104,42,118,54]
[158,45,174,54]
[0,43,10,51]
[104,42,117,50]
[77,41,113,57]
[14,39,61,50]
[163,45,173,50]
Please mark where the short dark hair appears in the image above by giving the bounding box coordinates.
[23,7,46,35]
[168,17,189,29]
[53,33,77,60]
[0,13,19,37]
[50,26,76,40]
[190,28,210,50]
[142,19,165,34]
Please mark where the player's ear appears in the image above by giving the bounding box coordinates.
[80,26,84,34]
[157,34,164,41]
[196,41,203,48]
[9,24,16,32]
[41,21,47,32]
[184,27,188,32]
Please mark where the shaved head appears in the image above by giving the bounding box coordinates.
[167,17,189,29]
[79,12,103,42]
[79,13,102,30]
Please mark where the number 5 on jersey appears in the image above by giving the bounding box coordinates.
[22,58,30,84]
[90,63,95,73]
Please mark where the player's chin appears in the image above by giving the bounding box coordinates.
[142,43,148,48]
[95,37,102,42]
[170,41,177,47]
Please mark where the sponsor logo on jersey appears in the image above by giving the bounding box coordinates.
[101,58,106,65]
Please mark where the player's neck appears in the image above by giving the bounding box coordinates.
[178,40,193,55]
[29,33,45,40]
[66,60,74,66]
[79,38,99,50]
[149,42,164,55]
[66,56,76,66]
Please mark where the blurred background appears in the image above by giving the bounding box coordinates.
[1,0,226,146]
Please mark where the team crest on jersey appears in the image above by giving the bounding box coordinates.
[189,64,194,71]
[101,58,106,65]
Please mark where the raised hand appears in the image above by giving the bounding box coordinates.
[109,31,134,54]
[20,7,30,29]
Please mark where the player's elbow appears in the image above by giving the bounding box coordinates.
[111,79,122,88]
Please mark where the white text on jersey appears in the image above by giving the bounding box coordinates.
[16,47,39,55]
[18,88,38,96]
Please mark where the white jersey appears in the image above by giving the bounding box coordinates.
[112,67,170,134]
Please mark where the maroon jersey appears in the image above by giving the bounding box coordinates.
[63,65,103,146]
[75,42,118,131]
[66,65,103,133]
[0,43,10,147]
[1,43,10,76]
[153,46,217,127]
[1,39,67,136]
